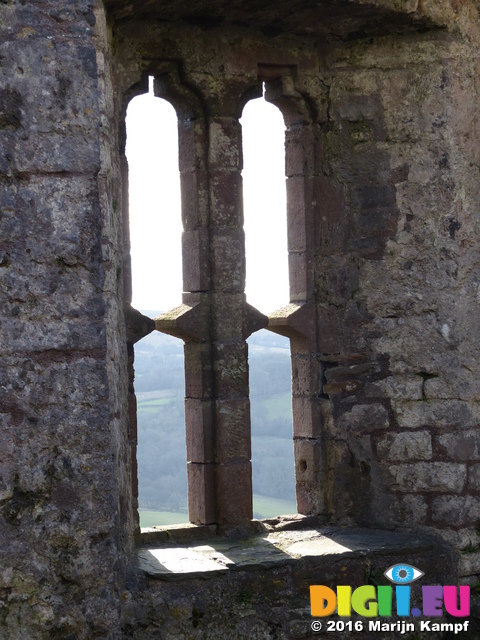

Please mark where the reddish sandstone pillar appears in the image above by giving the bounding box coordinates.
[154,75,266,525]
[208,115,266,524]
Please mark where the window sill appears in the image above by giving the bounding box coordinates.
[136,516,435,582]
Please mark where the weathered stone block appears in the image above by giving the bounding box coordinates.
[155,299,210,342]
[284,124,316,177]
[184,343,213,399]
[0,174,102,259]
[2,317,107,354]
[127,393,137,441]
[0,38,98,123]
[437,430,480,461]
[316,256,359,306]
[337,93,380,122]
[208,118,242,169]
[424,370,480,403]
[210,170,243,227]
[315,305,342,356]
[438,528,480,553]
[325,360,380,384]
[381,68,434,144]
[288,251,312,302]
[185,399,214,463]
[290,354,317,397]
[182,229,211,292]
[397,494,429,525]
[268,302,315,346]
[365,375,423,401]
[337,403,390,432]
[187,462,216,524]
[210,228,245,292]
[432,496,480,527]
[286,176,314,253]
[215,398,251,463]
[296,478,325,516]
[458,552,480,578]
[393,399,478,429]
[216,462,253,524]
[294,438,322,485]
[178,119,207,173]
[390,462,466,493]
[9,133,101,175]
[211,292,246,340]
[212,341,249,398]
[377,430,432,460]
[242,302,268,338]
[353,206,399,259]
[0,40,101,176]
[180,168,209,229]
[125,307,155,344]
[468,464,480,491]
[353,184,396,211]
[291,396,322,438]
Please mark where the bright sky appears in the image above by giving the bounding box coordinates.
[125,79,288,314]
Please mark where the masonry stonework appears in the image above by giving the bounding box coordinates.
[1,0,480,637]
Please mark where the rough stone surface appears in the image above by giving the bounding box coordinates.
[389,462,467,493]
[129,524,460,639]
[377,430,433,460]
[138,526,441,579]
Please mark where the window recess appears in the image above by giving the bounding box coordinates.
[125,63,326,529]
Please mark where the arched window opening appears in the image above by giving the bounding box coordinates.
[126,78,182,312]
[126,78,188,527]
[241,91,296,518]
[241,91,288,314]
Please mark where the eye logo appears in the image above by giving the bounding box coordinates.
[384,564,424,584]
[310,563,470,620]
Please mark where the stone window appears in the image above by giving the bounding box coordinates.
[125,64,323,529]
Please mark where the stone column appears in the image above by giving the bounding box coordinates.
[154,76,266,525]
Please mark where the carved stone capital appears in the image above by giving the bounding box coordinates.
[154,296,210,342]
[125,306,155,344]
[267,302,315,340]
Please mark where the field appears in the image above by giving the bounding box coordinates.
[139,494,297,528]
[139,510,189,527]
[253,494,297,518]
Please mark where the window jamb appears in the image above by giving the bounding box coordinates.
[126,65,325,537]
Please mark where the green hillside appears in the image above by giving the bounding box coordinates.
[139,494,297,528]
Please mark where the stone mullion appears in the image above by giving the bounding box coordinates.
[159,113,256,524]
[173,116,216,524]
[154,89,266,525]
[208,116,253,525]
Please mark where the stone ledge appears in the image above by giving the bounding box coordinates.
[139,523,218,546]
[137,524,436,582]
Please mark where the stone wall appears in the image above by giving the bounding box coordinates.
[318,29,480,580]
[0,0,479,637]
[0,1,132,637]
